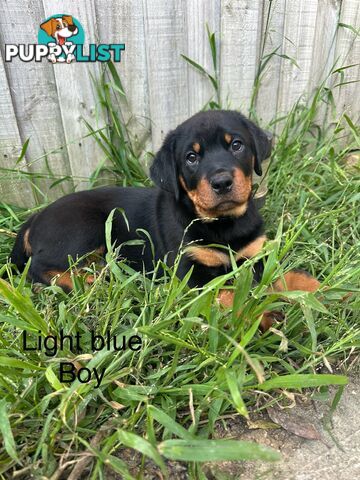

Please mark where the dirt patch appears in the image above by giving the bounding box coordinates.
[102,374,360,479]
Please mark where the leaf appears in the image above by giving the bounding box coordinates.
[301,304,317,352]
[117,429,167,474]
[16,138,30,165]
[158,439,280,462]
[267,406,322,440]
[0,399,21,464]
[255,374,348,391]
[180,54,208,75]
[108,60,126,96]
[269,328,288,352]
[148,405,194,440]
[225,370,249,418]
[338,22,360,37]
[206,24,217,70]
[344,114,360,145]
[0,356,44,371]
[247,419,281,430]
[45,365,64,390]
[103,455,135,479]
[0,279,48,334]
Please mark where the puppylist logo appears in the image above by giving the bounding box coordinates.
[5,14,125,63]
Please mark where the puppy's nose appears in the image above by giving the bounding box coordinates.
[68,24,77,32]
[210,173,233,195]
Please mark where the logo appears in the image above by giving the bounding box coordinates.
[5,14,125,63]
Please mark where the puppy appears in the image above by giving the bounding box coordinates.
[10,110,319,326]
[40,15,78,63]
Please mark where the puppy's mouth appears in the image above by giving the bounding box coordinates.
[179,174,251,219]
[57,35,66,46]
[211,200,240,211]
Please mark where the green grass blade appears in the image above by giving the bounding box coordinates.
[148,405,195,440]
[255,374,348,391]
[117,430,167,475]
[0,399,21,464]
[158,439,280,462]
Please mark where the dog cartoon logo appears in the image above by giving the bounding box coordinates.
[5,15,124,63]
[38,14,84,63]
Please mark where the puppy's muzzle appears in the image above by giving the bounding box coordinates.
[210,172,233,195]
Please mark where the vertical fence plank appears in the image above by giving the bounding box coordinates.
[255,0,286,126]
[143,0,189,150]
[185,0,221,114]
[220,0,263,114]
[0,0,73,203]
[276,0,319,118]
[308,0,342,129]
[308,0,341,91]
[332,0,360,123]
[0,52,34,207]
[42,0,108,189]
[95,0,151,159]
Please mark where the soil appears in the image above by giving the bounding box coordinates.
[102,374,360,480]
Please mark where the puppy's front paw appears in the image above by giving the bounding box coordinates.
[260,310,285,332]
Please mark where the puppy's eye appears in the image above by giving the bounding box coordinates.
[56,25,61,30]
[186,152,198,165]
[231,139,243,151]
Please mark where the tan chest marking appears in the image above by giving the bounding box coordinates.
[236,235,267,260]
[185,236,266,267]
[185,246,230,267]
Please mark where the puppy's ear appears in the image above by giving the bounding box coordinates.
[62,15,74,26]
[40,18,56,37]
[150,131,179,200]
[247,120,273,176]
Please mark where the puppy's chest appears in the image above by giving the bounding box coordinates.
[184,235,266,269]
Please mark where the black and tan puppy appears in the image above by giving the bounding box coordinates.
[10,110,319,316]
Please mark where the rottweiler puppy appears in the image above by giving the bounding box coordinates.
[10,110,319,315]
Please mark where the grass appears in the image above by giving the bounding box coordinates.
[0,30,360,480]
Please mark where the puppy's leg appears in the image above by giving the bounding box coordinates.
[271,269,320,293]
[43,270,74,292]
[28,256,72,292]
[31,264,95,293]
[218,235,320,331]
[217,289,284,332]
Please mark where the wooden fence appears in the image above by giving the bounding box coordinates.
[0,0,359,207]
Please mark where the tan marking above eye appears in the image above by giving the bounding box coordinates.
[236,235,267,260]
[192,142,201,153]
[185,245,230,267]
[224,133,232,144]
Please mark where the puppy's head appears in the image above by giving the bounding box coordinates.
[40,15,78,45]
[150,110,272,219]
